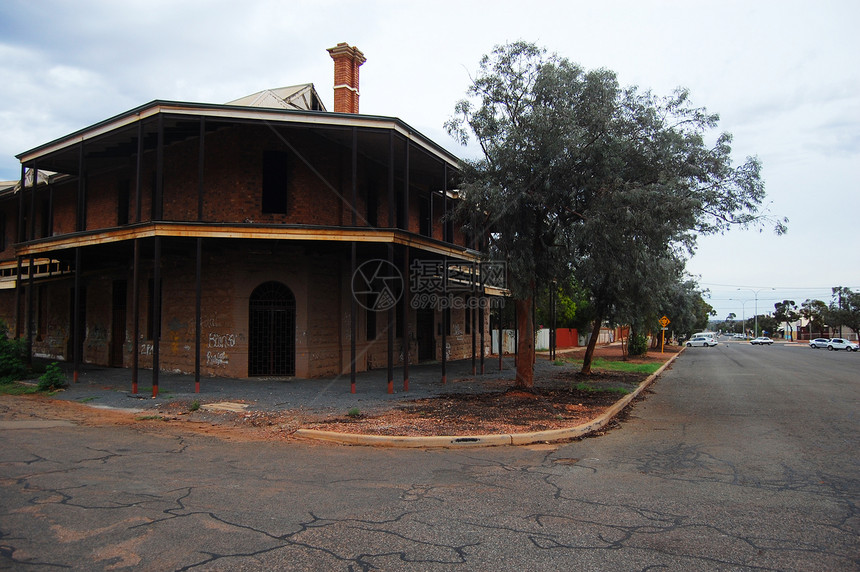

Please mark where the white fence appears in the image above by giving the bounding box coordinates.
[490,328,607,352]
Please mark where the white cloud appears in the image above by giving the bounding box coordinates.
[0,0,857,303]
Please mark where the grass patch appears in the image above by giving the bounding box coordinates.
[189,400,200,412]
[0,382,40,396]
[563,358,661,375]
[571,382,631,395]
[347,407,361,418]
[78,396,99,403]
[135,415,165,421]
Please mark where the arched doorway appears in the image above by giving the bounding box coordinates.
[248,281,296,376]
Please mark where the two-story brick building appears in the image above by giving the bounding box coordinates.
[0,43,498,394]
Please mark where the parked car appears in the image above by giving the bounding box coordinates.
[750,337,773,345]
[827,338,859,352]
[686,336,718,347]
[809,338,830,349]
[733,333,747,340]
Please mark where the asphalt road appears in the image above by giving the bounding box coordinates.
[1,341,857,570]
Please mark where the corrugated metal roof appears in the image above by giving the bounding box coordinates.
[226,83,326,112]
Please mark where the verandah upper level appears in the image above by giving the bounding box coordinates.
[3,101,470,260]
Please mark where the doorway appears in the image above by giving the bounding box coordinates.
[248,282,296,376]
[416,308,436,361]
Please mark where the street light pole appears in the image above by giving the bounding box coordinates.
[737,287,775,338]
[730,298,749,336]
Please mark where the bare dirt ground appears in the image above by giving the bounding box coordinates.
[0,345,679,442]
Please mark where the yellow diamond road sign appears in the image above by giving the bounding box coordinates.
[659,315,670,327]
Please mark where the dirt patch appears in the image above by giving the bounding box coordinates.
[0,345,678,442]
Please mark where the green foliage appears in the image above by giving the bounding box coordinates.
[828,287,860,336]
[0,320,27,384]
[37,362,67,391]
[189,400,200,412]
[751,314,778,336]
[773,300,799,337]
[571,382,630,395]
[448,41,785,378]
[535,279,595,332]
[347,407,361,418]
[628,333,648,356]
[800,299,828,336]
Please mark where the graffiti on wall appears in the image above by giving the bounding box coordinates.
[206,351,229,366]
[208,333,237,349]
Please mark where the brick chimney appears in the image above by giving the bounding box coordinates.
[327,42,366,114]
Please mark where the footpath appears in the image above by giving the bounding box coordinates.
[20,344,681,448]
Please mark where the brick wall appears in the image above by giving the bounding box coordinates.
[0,239,489,379]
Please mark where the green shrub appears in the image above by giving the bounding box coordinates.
[0,320,27,384]
[347,407,361,418]
[628,333,648,356]
[37,362,67,391]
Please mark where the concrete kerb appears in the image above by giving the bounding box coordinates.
[295,348,684,448]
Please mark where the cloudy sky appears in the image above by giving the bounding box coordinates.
[1,0,857,323]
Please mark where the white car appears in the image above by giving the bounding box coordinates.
[809,338,830,349]
[749,337,773,345]
[827,338,859,352]
[686,336,718,347]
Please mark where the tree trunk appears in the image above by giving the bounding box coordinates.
[580,315,603,375]
[514,297,534,388]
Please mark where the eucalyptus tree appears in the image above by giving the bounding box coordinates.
[773,300,799,339]
[800,299,828,338]
[447,41,786,384]
[828,287,860,337]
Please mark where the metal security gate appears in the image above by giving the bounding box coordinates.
[248,282,295,376]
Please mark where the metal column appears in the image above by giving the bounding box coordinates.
[387,133,395,394]
[151,236,161,397]
[73,248,81,383]
[131,239,140,394]
[195,238,202,393]
[350,127,357,393]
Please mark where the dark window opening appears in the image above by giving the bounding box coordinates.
[366,186,378,227]
[397,193,407,230]
[419,197,431,237]
[444,218,454,243]
[117,179,130,226]
[262,150,289,214]
[39,199,51,238]
[0,215,6,251]
[149,171,158,221]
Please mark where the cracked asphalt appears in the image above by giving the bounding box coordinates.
[1,342,857,570]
